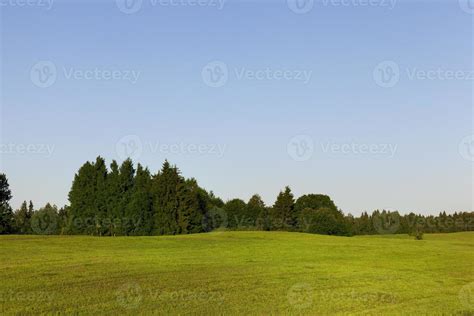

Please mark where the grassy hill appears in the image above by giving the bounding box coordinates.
[1,232,473,315]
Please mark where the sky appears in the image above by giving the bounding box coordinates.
[0,0,472,215]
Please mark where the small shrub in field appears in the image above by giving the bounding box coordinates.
[413,227,424,240]
[414,231,423,240]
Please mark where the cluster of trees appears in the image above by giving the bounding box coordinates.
[348,210,474,235]
[0,158,473,237]
[66,157,224,236]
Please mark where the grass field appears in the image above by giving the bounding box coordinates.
[1,232,473,315]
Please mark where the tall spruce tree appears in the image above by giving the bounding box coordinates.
[151,161,180,235]
[68,161,97,234]
[271,186,296,230]
[177,178,207,234]
[126,163,153,235]
[118,159,135,235]
[106,160,121,236]
[94,157,109,236]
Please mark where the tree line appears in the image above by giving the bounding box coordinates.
[0,158,473,236]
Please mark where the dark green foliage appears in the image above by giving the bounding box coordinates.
[247,194,265,228]
[58,206,69,235]
[224,199,248,229]
[127,164,153,235]
[118,159,136,235]
[0,173,14,234]
[203,206,227,231]
[295,194,338,215]
[68,161,98,234]
[0,173,12,203]
[256,207,272,231]
[14,201,34,234]
[271,186,296,230]
[64,158,218,236]
[177,178,207,234]
[299,207,351,236]
[151,161,180,235]
[294,194,351,236]
[106,161,121,236]
[208,191,224,209]
[0,205,14,234]
[31,203,60,235]
[94,157,109,236]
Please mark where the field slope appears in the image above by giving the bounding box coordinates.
[1,232,473,315]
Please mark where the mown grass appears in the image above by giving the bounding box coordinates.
[0,232,473,315]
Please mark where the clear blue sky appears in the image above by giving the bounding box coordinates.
[1,0,472,215]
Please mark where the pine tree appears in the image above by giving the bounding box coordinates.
[271,186,296,230]
[68,161,98,234]
[127,164,153,235]
[176,178,208,234]
[106,160,121,236]
[151,161,180,235]
[14,201,32,234]
[118,159,135,235]
[94,157,108,236]
[58,205,69,235]
[0,173,14,234]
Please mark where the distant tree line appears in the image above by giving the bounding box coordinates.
[0,158,473,236]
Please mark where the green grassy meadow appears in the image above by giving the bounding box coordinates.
[1,232,473,315]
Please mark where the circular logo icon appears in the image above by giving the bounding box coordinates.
[287,283,313,309]
[201,61,228,88]
[287,135,314,162]
[459,0,474,14]
[203,207,228,231]
[372,211,400,234]
[31,210,58,235]
[116,135,143,161]
[116,0,143,14]
[287,0,314,14]
[459,135,474,162]
[116,282,143,309]
[30,61,57,88]
[459,282,474,309]
[373,61,400,88]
